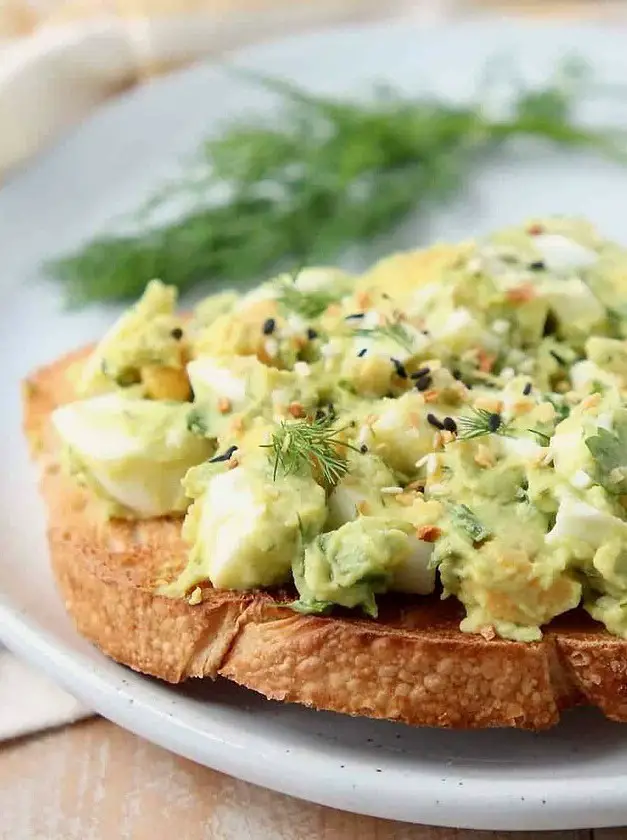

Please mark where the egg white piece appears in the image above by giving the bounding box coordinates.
[391,536,436,595]
[533,234,599,274]
[52,393,210,517]
[546,497,627,549]
[187,358,248,406]
[200,469,268,588]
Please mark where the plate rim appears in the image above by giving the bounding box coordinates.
[3,601,627,831]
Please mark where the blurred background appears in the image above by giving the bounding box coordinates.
[1,0,627,177]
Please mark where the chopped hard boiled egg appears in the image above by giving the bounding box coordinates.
[52,394,211,517]
[532,233,598,274]
[169,462,326,592]
[390,535,435,595]
[187,357,249,408]
[55,215,627,643]
[546,497,627,550]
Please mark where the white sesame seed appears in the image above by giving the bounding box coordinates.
[320,342,340,358]
[426,482,446,495]
[189,587,203,606]
[380,486,404,495]
[286,314,308,334]
[492,319,510,335]
[357,425,371,448]
[541,451,554,467]
[293,361,311,377]
[264,338,279,357]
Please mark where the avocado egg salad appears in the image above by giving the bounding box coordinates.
[52,217,627,643]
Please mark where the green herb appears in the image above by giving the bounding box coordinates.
[585,425,627,494]
[289,598,335,616]
[276,276,341,319]
[457,407,514,440]
[186,407,209,437]
[263,414,358,484]
[543,392,571,423]
[448,502,491,544]
[353,322,414,353]
[45,60,627,305]
[528,428,552,444]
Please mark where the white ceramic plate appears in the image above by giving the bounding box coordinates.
[3,18,627,831]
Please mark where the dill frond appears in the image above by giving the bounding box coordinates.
[457,407,514,441]
[353,322,414,353]
[43,61,627,305]
[275,277,341,320]
[263,415,357,485]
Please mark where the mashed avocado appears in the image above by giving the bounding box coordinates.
[78,280,190,400]
[62,217,627,640]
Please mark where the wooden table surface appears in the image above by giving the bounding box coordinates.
[3,1,627,838]
[2,717,627,840]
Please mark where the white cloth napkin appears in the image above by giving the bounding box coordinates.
[0,648,90,740]
[0,0,452,741]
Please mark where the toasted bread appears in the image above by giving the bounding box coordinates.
[22,347,627,730]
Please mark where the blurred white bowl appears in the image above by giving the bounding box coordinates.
[0,0,427,177]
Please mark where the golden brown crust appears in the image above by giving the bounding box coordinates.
[22,347,627,729]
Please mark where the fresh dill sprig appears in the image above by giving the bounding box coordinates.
[457,407,514,441]
[263,415,357,485]
[353,322,414,353]
[275,277,341,319]
[447,502,491,544]
[44,61,627,305]
[528,428,552,445]
[586,422,627,494]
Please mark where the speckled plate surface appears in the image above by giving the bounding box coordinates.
[3,17,627,831]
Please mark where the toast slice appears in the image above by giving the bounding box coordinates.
[22,347,627,730]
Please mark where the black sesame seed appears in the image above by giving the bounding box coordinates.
[359,444,368,454]
[543,311,558,337]
[170,327,184,340]
[427,413,445,431]
[410,366,430,380]
[550,349,565,365]
[529,260,546,271]
[488,413,502,432]
[357,348,367,358]
[262,318,276,335]
[315,403,337,422]
[523,382,532,396]
[209,445,238,463]
[307,327,318,340]
[415,374,432,392]
[442,417,457,433]
[345,312,365,321]
[451,368,462,381]
[390,358,408,379]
